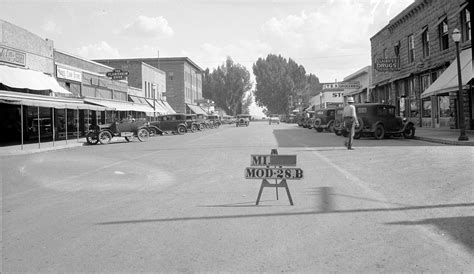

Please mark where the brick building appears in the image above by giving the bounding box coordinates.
[95,57,205,114]
[370,0,472,129]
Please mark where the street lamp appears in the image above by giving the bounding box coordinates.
[452,28,469,141]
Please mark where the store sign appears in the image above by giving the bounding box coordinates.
[338,81,361,89]
[106,69,129,80]
[0,46,26,66]
[375,58,400,72]
[57,66,82,82]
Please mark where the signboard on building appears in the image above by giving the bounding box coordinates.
[57,66,82,82]
[106,68,129,80]
[375,58,400,72]
[338,81,361,89]
[0,46,26,67]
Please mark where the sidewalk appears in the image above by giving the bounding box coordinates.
[414,127,474,146]
[0,138,87,156]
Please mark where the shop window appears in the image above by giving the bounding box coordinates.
[407,34,415,63]
[27,107,53,140]
[461,8,471,41]
[438,18,449,50]
[421,27,430,58]
[438,96,451,117]
[422,98,431,118]
[420,74,431,92]
[169,72,174,81]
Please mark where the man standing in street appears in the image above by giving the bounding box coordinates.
[343,97,359,150]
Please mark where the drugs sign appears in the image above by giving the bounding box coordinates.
[245,167,303,179]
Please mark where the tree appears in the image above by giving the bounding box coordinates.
[252,54,319,114]
[202,57,253,115]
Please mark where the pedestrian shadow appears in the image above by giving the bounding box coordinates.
[386,216,474,251]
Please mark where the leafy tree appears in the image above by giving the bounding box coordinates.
[202,57,253,115]
[252,54,321,114]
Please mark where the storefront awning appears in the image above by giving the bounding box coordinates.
[0,90,105,110]
[161,100,176,114]
[421,49,472,98]
[346,87,367,96]
[84,97,154,112]
[0,65,71,94]
[145,98,168,114]
[187,104,207,115]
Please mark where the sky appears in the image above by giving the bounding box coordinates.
[1,0,414,117]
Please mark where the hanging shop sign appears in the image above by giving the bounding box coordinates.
[375,58,400,72]
[0,46,26,67]
[106,68,129,80]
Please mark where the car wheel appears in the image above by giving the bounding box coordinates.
[335,130,342,136]
[342,129,348,137]
[86,132,99,145]
[316,127,323,132]
[199,124,205,130]
[137,128,149,142]
[98,131,112,144]
[177,125,186,135]
[355,117,364,133]
[191,124,198,132]
[374,124,385,140]
[403,126,415,139]
[354,132,361,139]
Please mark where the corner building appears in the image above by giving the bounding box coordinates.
[370,0,472,129]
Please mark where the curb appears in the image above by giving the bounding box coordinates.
[414,136,474,146]
[0,142,86,156]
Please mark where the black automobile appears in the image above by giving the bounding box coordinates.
[236,114,250,127]
[86,119,150,145]
[149,114,189,135]
[343,103,416,140]
[208,114,222,128]
[195,113,210,130]
[313,108,336,132]
[185,114,200,132]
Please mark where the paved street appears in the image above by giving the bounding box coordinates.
[1,121,473,272]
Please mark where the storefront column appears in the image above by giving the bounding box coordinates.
[52,108,55,146]
[65,107,68,144]
[37,106,40,149]
[20,104,24,150]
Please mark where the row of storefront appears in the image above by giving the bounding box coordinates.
[1,19,209,146]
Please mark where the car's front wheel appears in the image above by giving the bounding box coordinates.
[374,124,385,140]
[403,126,415,139]
[86,132,99,145]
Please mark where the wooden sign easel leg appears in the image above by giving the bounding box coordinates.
[255,179,294,206]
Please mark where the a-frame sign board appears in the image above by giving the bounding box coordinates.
[244,149,303,205]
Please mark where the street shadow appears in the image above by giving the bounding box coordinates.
[386,216,474,251]
[273,127,445,147]
[96,202,474,225]
[198,200,276,207]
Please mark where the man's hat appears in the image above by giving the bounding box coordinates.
[347,97,355,103]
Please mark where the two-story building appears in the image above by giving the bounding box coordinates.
[370,0,472,129]
[343,66,372,103]
[95,57,206,115]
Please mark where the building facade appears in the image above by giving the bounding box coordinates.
[92,59,175,115]
[95,57,204,114]
[343,66,372,103]
[370,0,472,129]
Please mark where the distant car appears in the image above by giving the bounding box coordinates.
[185,114,200,132]
[302,111,315,128]
[208,114,222,128]
[343,103,416,140]
[268,115,280,125]
[313,108,336,132]
[236,114,251,127]
[86,119,150,145]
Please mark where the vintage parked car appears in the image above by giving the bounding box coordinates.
[196,113,211,130]
[236,114,251,127]
[332,107,345,136]
[185,114,200,132]
[302,111,315,128]
[208,114,222,128]
[342,103,416,140]
[149,113,189,135]
[313,108,336,132]
[86,119,150,145]
[268,114,280,125]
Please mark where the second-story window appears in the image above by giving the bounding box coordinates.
[438,18,449,50]
[383,48,387,58]
[407,34,415,63]
[394,41,400,58]
[422,27,430,58]
[461,8,471,41]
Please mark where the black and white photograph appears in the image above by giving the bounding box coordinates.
[0,0,473,272]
